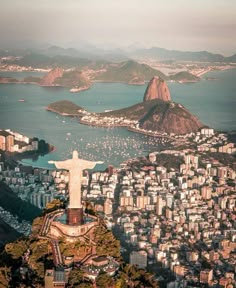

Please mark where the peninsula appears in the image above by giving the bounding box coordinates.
[46,77,204,136]
[46,100,87,116]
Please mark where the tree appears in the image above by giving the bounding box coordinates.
[0,266,10,288]
[94,225,120,258]
[96,271,115,288]
[44,199,62,214]
[77,283,93,288]
[5,239,28,260]
[121,264,141,288]
[117,263,159,288]
[67,269,93,288]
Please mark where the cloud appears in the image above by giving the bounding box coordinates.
[0,0,235,54]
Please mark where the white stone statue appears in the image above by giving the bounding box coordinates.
[48,150,103,209]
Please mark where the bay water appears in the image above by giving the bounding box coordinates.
[0,69,235,169]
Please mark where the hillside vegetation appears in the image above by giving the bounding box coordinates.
[99,99,170,120]
[95,60,167,83]
[55,70,91,88]
[169,71,199,81]
[46,100,86,116]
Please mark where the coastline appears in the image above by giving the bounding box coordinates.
[79,118,130,128]
[0,76,91,93]
[46,107,176,139]
[190,65,234,77]
[0,65,235,90]
[79,118,180,142]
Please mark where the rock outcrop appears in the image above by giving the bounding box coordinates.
[40,67,63,86]
[143,76,171,102]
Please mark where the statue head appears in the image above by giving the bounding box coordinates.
[72,150,79,159]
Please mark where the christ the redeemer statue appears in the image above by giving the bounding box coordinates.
[49,150,103,225]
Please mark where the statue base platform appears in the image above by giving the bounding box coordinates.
[49,211,99,242]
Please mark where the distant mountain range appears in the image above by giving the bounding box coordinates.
[1,44,235,63]
[127,47,236,62]
[11,53,96,69]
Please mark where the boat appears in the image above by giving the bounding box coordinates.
[18,99,25,102]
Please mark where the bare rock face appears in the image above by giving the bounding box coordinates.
[143,76,171,102]
[139,102,203,134]
[40,67,63,86]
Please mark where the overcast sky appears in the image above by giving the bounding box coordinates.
[1,0,235,55]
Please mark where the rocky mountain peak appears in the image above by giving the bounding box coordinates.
[143,76,171,102]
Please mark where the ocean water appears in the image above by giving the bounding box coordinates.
[169,69,236,131]
[0,69,235,169]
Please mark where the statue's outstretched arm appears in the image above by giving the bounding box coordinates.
[81,159,103,169]
[48,159,72,169]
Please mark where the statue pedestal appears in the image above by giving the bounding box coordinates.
[67,208,84,225]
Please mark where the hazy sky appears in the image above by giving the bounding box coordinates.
[1,0,235,55]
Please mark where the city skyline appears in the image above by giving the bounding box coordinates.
[1,0,236,55]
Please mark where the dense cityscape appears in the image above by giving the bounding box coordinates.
[0,126,235,287]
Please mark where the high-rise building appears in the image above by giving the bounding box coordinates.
[120,196,133,207]
[218,167,228,179]
[201,186,212,200]
[200,269,213,284]
[184,154,199,169]
[30,192,42,208]
[156,195,163,216]
[166,193,173,208]
[0,135,6,151]
[6,135,14,152]
[0,162,4,172]
[104,198,113,215]
[136,196,150,209]
[166,208,172,220]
